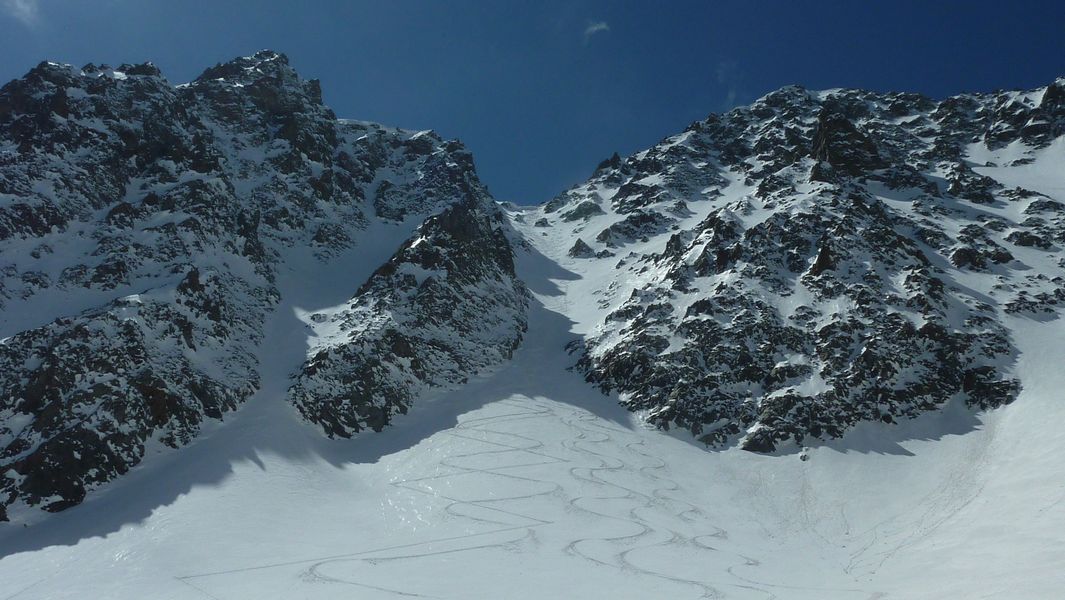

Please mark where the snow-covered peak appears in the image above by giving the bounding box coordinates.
[519,76,1065,452]
[0,51,518,521]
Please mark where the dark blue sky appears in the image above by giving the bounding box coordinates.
[2,1,1063,203]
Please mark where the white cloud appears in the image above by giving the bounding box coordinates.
[583,20,609,44]
[2,0,40,26]
[716,60,744,109]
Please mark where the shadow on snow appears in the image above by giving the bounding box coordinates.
[0,238,632,557]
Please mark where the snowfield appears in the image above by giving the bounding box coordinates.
[1,235,1062,599]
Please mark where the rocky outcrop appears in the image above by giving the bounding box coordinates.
[810,105,887,179]
[0,272,267,514]
[290,192,527,438]
[568,238,596,258]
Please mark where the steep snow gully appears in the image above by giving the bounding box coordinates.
[1,230,1063,599]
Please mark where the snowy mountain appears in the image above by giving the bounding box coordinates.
[0,51,525,520]
[526,79,1065,452]
[0,50,1064,599]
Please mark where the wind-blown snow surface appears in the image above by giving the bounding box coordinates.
[1,234,1062,599]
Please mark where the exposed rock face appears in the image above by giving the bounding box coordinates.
[560,201,606,222]
[290,192,527,437]
[568,238,595,258]
[0,273,266,513]
[0,51,524,519]
[810,104,887,178]
[532,79,1065,452]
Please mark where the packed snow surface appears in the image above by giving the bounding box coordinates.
[1,230,1063,599]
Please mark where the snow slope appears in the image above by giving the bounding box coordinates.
[0,237,1062,599]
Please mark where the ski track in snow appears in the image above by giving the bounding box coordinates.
[170,397,768,599]
[152,246,889,599]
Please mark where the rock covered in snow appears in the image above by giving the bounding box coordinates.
[291,191,527,437]
[532,79,1065,452]
[0,51,520,519]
